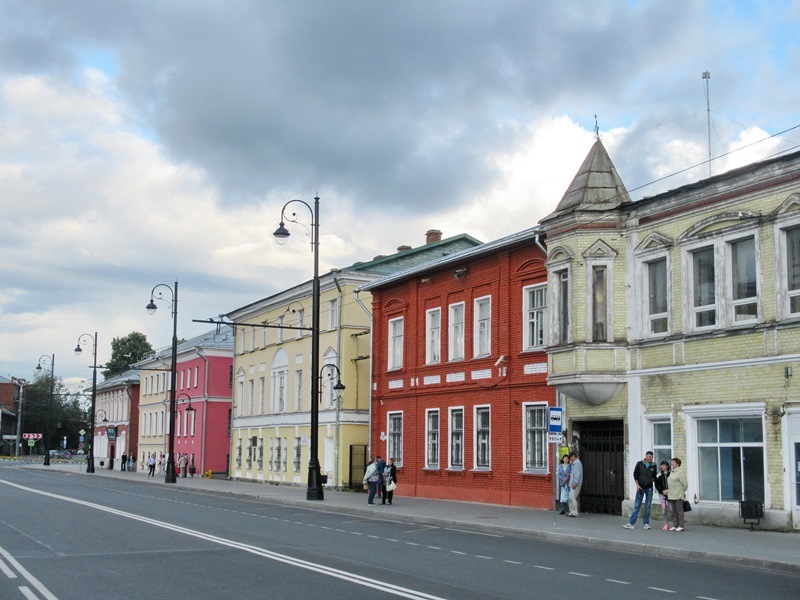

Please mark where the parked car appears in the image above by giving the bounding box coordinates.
[49,450,72,460]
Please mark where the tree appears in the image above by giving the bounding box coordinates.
[102,332,153,379]
[24,372,86,455]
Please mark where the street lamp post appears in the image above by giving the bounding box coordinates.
[320,364,346,488]
[146,281,179,484]
[75,332,100,473]
[274,196,325,501]
[35,355,55,466]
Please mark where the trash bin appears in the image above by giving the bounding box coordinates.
[739,499,764,530]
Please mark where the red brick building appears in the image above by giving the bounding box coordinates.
[361,227,556,508]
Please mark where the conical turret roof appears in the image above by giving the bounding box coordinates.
[550,139,630,215]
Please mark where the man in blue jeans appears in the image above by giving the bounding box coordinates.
[623,451,658,530]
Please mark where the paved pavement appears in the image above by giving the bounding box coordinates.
[16,460,800,575]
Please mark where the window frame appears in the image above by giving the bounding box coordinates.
[387,412,403,468]
[425,408,440,469]
[473,405,491,470]
[473,295,492,358]
[448,302,465,361]
[425,307,441,365]
[388,316,404,371]
[523,402,548,473]
[523,284,547,350]
[448,407,464,469]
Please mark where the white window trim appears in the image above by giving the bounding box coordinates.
[425,307,441,365]
[633,248,673,340]
[473,295,492,358]
[548,265,572,346]
[473,404,491,470]
[584,256,615,343]
[387,411,403,468]
[388,316,404,371]
[522,283,547,351]
[522,401,549,473]
[448,406,465,470]
[681,227,762,333]
[425,408,440,469]
[448,302,465,362]
[773,208,800,320]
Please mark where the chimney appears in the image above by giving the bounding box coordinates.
[425,229,442,244]
[397,245,412,253]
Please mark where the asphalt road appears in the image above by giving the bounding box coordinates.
[1,468,797,600]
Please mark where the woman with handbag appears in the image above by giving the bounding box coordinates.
[654,460,671,530]
[666,457,688,532]
[557,454,571,514]
[383,458,397,505]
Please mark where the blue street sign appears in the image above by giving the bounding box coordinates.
[549,407,563,433]
[79,435,85,442]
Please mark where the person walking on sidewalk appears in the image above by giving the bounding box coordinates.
[382,457,397,505]
[178,453,188,478]
[654,460,671,530]
[557,454,571,514]
[567,451,583,517]
[666,457,688,532]
[623,450,658,530]
[374,455,387,502]
[363,458,381,505]
[147,453,156,478]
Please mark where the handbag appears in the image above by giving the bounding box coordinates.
[683,499,692,512]
[386,480,397,492]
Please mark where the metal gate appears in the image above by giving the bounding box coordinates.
[349,445,368,491]
[576,420,624,515]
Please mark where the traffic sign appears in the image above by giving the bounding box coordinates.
[22,433,42,440]
[548,407,563,433]
[28,440,36,447]
[548,433,563,444]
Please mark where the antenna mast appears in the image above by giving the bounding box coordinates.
[702,71,711,177]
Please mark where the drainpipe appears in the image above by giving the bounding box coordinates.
[353,288,374,459]
[534,231,547,257]
[331,270,343,488]
[199,349,210,474]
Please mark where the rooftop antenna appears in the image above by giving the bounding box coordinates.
[702,71,711,177]
[594,114,601,141]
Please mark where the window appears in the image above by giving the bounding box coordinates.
[555,270,570,344]
[647,258,669,335]
[277,315,285,342]
[388,317,404,370]
[426,308,441,364]
[449,408,464,468]
[786,227,800,314]
[387,413,403,467]
[259,377,266,414]
[236,378,244,417]
[322,359,338,406]
[692,246,716,328]
[294,437,302,471]
[193,366,199,387]
[524,285,547,349]
[592,266,607,341]
[448,302,465,361]
[698,417,764,502]
[426,409,439,468]
[257,438,263,469]
[282,438,288,471]
[272,369,287,412]
[295,370,303,412]
[474,296,491,357]
[474,406,491,469]
[328,299,338,330]
[652,421,672,467]
[248,380,254,415]
[731,237,757,321]
[179,370,184,390]
[524,404,548,471]
[295,308,305,338]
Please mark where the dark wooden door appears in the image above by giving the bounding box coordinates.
[577,420,624,515]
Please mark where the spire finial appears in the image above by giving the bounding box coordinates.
[594,115,601,141]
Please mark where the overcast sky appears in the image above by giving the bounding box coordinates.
[1,1,799,389]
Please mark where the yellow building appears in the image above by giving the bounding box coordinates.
[227,231,482,489]
[540,140,800,529]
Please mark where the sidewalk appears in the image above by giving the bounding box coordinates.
[28,461,800,575]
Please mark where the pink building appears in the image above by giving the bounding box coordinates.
[136,330,233,475]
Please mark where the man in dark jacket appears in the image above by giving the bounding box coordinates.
[623,451,658,530]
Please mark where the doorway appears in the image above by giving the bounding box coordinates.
[574,420,624,515]
[791,414,800,530]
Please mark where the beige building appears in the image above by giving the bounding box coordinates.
[227,231,482,489]
[540,140,800,529]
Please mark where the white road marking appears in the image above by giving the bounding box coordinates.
[534,565,554,571]
[606,579,630,584]
[568,572,590,577]
[476,555,492,560]
[19,586,39,600]
[648,587,676,593]
[0,557,17,578]
[503,560,522,565]
[0,479,446,600]
[0,546,59,599]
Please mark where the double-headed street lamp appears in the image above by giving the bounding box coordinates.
[146,281,179,484]
[35,354,55,466]
[274,196,326,501]
[75,332,100,473]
